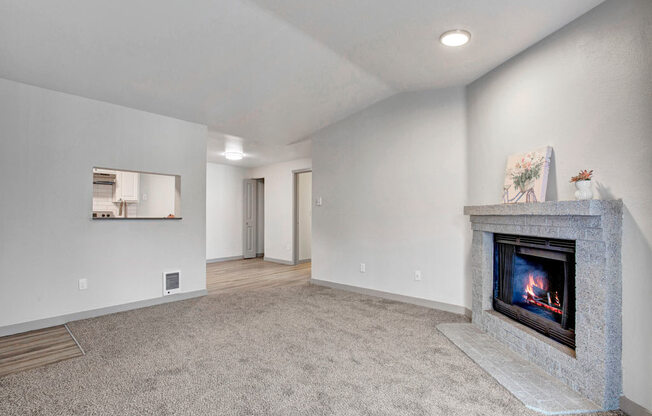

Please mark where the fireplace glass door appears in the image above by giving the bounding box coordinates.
[494,234,575,349]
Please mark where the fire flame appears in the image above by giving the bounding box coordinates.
[523,273,562,313]
[524,273,548,300]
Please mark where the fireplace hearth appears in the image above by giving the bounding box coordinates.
[493,234,575,348]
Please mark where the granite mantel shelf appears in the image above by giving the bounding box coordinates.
[464,199,622,217]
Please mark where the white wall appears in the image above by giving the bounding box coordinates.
[139,173,176,218]
[297,171,312,261]
[466,0,652,409]
[0,78,207,330]
[311,88,468,307]
[248,158,312,263]
[206,162,247,260]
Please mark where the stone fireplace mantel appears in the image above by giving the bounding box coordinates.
[464,199,620,217]
[464,199,623,410]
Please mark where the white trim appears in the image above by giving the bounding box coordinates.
[264,256,294,265]
[310,279,471,317]
[206,255,243,263]
[0,289,207,337]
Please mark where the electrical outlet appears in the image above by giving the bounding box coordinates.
[315,197,323,206]
[414,270,422,281]
[78,278,88,290]
[360,263,366,273]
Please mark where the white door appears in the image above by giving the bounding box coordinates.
[243,179,257,259]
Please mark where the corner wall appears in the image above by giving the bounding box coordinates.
[206,162,247,261]
[0,78,207,331]
[311,88,468,309]
[466,0,652,410]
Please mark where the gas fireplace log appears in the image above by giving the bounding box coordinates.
[526,295,563,315]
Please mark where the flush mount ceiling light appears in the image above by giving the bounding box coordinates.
[224,151,244,161]
[440,29,471,47]
[223,134,244,161]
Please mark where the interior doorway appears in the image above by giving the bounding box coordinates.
[243,178,264,259]
[293,170,312,264]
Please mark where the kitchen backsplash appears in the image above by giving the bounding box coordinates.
[92,183,138,217]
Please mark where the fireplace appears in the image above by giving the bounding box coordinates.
[493,234,575,349]
[466,200,623,408]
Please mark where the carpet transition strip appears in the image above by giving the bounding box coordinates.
[437,323,601,415]
[0,325,84,377]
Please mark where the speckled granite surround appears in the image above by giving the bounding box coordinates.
[464,200,623,410]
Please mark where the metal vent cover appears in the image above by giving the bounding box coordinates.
[163,271,180,296]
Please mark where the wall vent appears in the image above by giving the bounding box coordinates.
[163,271,180,296]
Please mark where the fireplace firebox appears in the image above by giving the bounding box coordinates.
[493,234,575,349]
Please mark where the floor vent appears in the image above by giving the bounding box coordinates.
[163,271,180,296]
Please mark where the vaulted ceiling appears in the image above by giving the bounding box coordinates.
[0,0,603,166]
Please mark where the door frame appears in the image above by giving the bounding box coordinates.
[292,169,312,265]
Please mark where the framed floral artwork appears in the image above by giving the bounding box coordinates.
[503,146,552,203]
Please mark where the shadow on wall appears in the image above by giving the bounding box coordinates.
[594,181,616,200]
[546,148,558,201]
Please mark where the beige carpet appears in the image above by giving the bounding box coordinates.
[0,284,624,415]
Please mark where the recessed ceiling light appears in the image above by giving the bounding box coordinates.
[224,151,244,161]
[440,29,471,47]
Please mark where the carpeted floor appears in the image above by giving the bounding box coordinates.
[0,285,624,416]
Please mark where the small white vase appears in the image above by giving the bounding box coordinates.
[574,180,593,200]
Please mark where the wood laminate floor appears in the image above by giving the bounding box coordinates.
[0,325,84,377]
[206,258,311,295]
[0,259,306,378]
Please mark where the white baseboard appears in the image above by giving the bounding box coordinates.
[206,255,243,263]
[264,256,294,265]
[310,279,471,318]
[0,289,207,337]
[620,396,652,416]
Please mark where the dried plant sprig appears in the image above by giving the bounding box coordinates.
[570,169,593,182]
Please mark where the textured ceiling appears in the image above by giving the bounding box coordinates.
[250,0,605,90]
[0,0,604,166]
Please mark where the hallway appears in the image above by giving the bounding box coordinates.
[206,258,311,295]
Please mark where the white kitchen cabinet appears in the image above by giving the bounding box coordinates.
[113,171,140,202]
